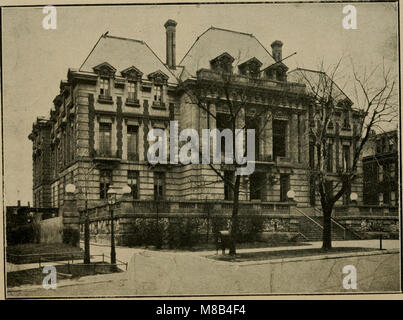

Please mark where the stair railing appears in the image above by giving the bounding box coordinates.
[313,207,363,240]
[294,207,323,229]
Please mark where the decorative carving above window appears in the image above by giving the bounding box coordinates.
[147,70,169,85]
[93,62,117,78]
[121,66,143,81]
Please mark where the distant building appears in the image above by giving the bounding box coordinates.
[362,130,398,206]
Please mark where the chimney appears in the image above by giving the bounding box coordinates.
[17,200,21,207]
[271,40,283,63]
[164,19,177,69]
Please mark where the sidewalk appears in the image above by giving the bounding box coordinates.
[79,239,400,261]
[7,239,400,297]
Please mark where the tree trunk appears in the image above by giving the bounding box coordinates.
[322,206,332,251]
[229,176,241,255]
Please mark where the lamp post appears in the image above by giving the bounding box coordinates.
[107,187,117,265]
[350,192,358,204]
[287,189,296,202]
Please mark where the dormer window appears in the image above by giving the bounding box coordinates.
[121,66,142,107]
[238,57,262,79]
[148,70,168,108]
[210,52,234,73]
[94,62,116,104]
[100,78,110,97]
[264,63,288,82]
[154,85,162,103]
[128,81,136,101]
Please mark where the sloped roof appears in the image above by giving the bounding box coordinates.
[178,27,277,80]
[80,35,178,84]
[288,68,352,104]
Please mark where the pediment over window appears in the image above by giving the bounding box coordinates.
[264,62,288,82]
[238,57,262,77]
[147,70,169,84]
[210,52,234,72]
[93,62,117,77]
[121,66,143,81]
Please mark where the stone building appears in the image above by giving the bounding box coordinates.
[362,130,398,206]
[29,20,395,242]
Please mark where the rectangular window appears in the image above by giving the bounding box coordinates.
[224,171,233,201]
[327,143,333,172]
[273,120,287,160]
[100,78,110,97]
[250,172,266,201]
[342,145,350,171]
[128,170,139,199]
[154,85,162,103]
[280,174,290,202]
[128,81,136,100]
[127,125,139,161]
[390,162,396,178]
[391,191,396,206]
[99,123,112,156]
[343,183,351,205]
[154,172,165,200]
[216,113,231,155]
[246,116,260,161]
[363,161,378,205]
[378,165,383,182]
[309,141,315,168]
[383,191,390,205]
[378,193,384,205]
[343,110,350,128]
[99,170,111,199]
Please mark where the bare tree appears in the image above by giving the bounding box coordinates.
[178,57,280,255]
[291,59,397,250]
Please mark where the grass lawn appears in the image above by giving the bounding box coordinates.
[7,262,123,288]
[209,247,379,262]
[7,243,84,264]
[141,241,309,252]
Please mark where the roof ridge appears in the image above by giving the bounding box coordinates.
[104,34,145,44]
[293,67,326,74]
[209,26,254,37]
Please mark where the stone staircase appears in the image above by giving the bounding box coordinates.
[296,208,361,242]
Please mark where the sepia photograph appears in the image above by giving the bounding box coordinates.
[2,1,401,299]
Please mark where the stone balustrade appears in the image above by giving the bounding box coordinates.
[80,199,296,220]
[333,205,398,217]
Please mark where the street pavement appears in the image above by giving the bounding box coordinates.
[6,239,400,297]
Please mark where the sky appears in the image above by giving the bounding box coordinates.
[2,2,399,206]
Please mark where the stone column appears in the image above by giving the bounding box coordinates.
[111,118,117,156]
[290,113,298,163]
[122,120,127,160]
[264,110,273,161]
[301,112,309,165]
